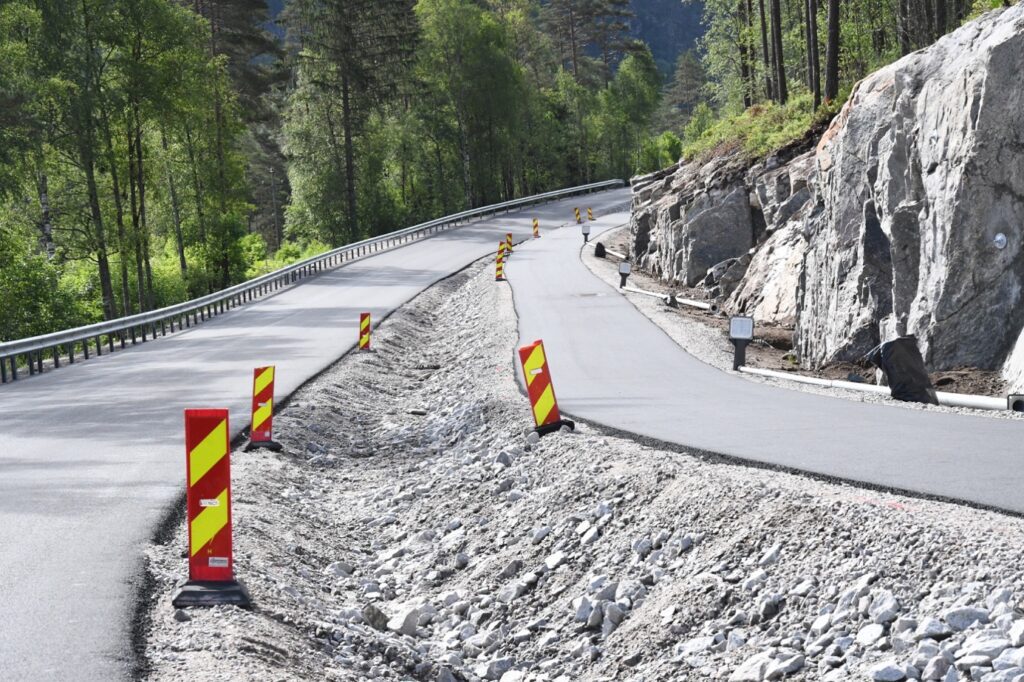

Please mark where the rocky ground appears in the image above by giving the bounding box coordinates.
[593,226,1008,399]
[141,257,1024,682]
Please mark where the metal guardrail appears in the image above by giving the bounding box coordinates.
[0,179,624,383]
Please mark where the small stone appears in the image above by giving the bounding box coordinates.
[915,617,953,641]
[758,543,782,566]
[623,652,642,666]
[455,553,470,570]
[581,527,600,545]
[494,451,512,467]
[497,582,527,604]
[531,527,550,544]
[476,657,514,680]
[525,431,540,445]
[545,551,566,570]
[362,604,389,631]
[921,656,949,680]
[574,596,593,622]
[765,653,804,680]
[1009,621,1024,647]
[943,606,989,632]
[498,559,523,580]
[729,651,773,682]
[871,660,907,681]
[632,537,653,557]
[871,590,901,624]
[324,560,354,577]
[743,569,768,592]
[387,606,421,637]
[173,609,191,623]
[857,623,886,647]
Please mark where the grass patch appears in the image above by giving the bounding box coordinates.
[682,93,844,164]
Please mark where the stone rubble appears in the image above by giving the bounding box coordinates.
[141,257,1024,682]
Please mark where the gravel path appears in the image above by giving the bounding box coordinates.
[141,258,1024,682]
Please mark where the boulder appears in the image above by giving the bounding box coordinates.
[797,3,1024,370]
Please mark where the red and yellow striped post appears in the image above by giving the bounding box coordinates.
[495,242,506,281]
[505,232,514,256]
[245,366,282,452]
[575,207,582,224]
[359,313,372,351]
[533,218,540,238]
[587,207,594,221]
[172,409,250,608]
[518,339,575,436]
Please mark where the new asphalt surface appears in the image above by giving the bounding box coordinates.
[507,209,1024,514]
[0,189,630,681]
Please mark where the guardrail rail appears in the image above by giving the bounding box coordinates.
[0,179,624,383]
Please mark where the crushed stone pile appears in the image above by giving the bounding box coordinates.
[141,259,1024,682]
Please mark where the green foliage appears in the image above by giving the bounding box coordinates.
[682,93,842,162]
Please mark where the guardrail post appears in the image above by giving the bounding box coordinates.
[141,325,147,342]
[53,348,60,368]
[83,340,89,360]
[10,357,17,380]
[1,358,6,383]
[68,343,75,364]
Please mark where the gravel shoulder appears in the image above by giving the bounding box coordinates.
[141,257,1024,682]
[583,225,1023,422]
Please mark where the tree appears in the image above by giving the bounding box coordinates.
[824,0,840,101]
[769,0,788,103]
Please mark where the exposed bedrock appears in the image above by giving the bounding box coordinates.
[629,4,1024,382]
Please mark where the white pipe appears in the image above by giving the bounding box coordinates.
[676,297,714,312]
[621,286,714,313]
[738,366,1008,411]
[622,285,671,302]
[605,248,627,260]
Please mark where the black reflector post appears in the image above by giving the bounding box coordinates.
[729,316,754,370]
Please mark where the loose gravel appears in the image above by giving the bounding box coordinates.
[141,257,1024,682]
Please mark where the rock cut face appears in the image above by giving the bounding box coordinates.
[796,4,1024,371]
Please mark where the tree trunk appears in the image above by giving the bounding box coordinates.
[807,0,821,108]
[770,0,788,103]
[36,166,55,259]
[160,127,187,276]
[824,0,841,101]
[98,105,133,316]
[128,129,146,313]
[568,6,580,82]
[898,0,912,55]
[183,124,207,242]
[741,0,754,108]
[341,75,357,241]
[81,138,118,320]
[134,106,154,310]
[759,0,774,99]
[934,0,947,38]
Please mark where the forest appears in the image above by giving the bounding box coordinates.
[0,0,1011,341]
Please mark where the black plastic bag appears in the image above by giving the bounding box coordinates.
[866,336,939,405]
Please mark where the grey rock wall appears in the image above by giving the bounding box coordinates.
[797,4,1024,370]
[629,5,1024,380]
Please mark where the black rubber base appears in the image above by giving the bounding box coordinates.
[536,419,575,437]
[172,580,251,609]
[244,439,283,452]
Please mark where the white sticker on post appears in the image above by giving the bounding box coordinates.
[529,368,543,376]
[199,498,221,508]
[208,557,229,568]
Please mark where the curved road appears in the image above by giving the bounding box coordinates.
[0,190,629,680]
[507,208,1024,514]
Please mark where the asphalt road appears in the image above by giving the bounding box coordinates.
[507,209,1024,513]
[0,189,630,681]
